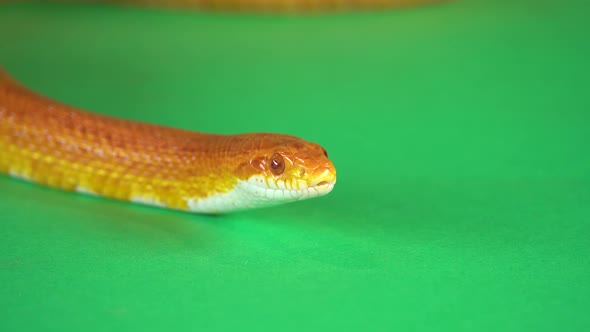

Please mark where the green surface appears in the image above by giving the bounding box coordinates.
[1,1,589,331]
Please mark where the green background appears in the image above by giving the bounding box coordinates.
[1,1,589,330]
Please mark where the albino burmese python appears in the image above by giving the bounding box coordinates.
[0,0,441,213]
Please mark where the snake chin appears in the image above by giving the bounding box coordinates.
[185,176,335,214]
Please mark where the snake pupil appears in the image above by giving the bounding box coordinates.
[270,153,285,175]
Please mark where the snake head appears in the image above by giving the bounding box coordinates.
[233,133,337,207]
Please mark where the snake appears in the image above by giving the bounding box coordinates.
[0,0,439,214]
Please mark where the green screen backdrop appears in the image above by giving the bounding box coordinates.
[0,1,589,331]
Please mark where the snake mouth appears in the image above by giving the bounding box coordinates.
[313,180,336,189]
[309,166,336,189]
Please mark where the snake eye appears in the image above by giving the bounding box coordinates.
[323,149,328,158]
[269,153,285,176]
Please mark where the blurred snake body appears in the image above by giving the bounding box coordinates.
[0,0,441,213]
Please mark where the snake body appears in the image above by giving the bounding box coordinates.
[1,0,441,213]
[38,0,443,12]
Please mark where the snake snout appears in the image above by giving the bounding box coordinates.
[310,166,336,188]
